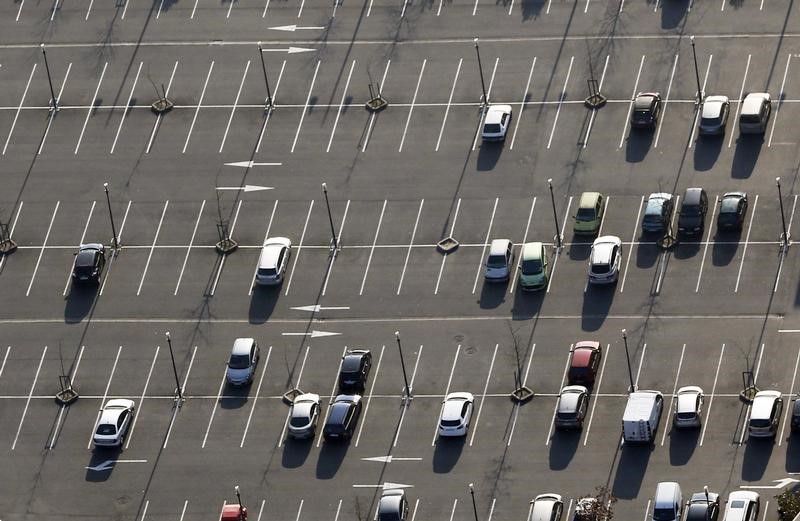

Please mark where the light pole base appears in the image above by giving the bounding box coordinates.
[553,234,564,251]
[264,100,275,113]
[0,238,18,255]
[657,234,677,251]
[781,233,791,251]
[401,387,413,406]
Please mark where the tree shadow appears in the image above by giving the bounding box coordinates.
[477,142,503,172]
[248,285,279,324]
[548,428,580,470]
[581,284,614,331]
[625,130,654,163]
[479,279,508,310]
[316,438,349,479]
[741,436,774,482]
[432,435,465,473]
[64,283,98,324]
[731,137,764,179]
[611,443,653,499]
[693,135,724,172]
[667,426,699,466]
[282,436,313,469]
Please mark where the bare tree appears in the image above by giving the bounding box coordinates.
[576,486,617,521]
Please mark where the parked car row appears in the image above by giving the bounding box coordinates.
[649,482,760,521]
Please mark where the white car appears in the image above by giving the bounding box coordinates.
[226,337,260,386]
[481,104,512,141]
[484,239,513,282]
[93,399,136,448]
[699,95,730,135]
[438,392,474,437]
[588,236,622,284]
[722,492,759,521]
[254,237,292,285]
[288,393,321,440]
[674,386,704,428]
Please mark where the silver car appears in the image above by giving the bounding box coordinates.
[438,392,474,437]
[288,393,320,439]
[588,236,622,284]
[378,489,409,521]
[699,95,730,135]
[554,385,589,430]
[674,386,704,428]
[485,239,513,282]
[226,338,260,386]
[481,104,512,141]
[93,399,135,448]
[255,237,292,285]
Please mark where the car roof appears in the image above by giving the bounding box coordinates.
[442,393,473,420]
[634,93,658,109]
[558,386,585,412]
[489,239,511,256]
[79,243,104,251]
[485,104,512,124]
[291,399,317,418]
[258,238,290,268]
[231,337,255,355]
[531,494,561,521]
[742,93,769,113]
[379,494,403,515]
[591,236,621,264]
[751,390,781,417]
[571,348,593,367]
[579,192,602,208]
[342,352,367,371]
[99,399,133,423]
[728,491,759,503]
[522,242,544,261]
[645,193,671,215]
[683,188,704,204]
[676,391,700,413]
[701,96,728,118]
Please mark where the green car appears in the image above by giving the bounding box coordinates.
[519,242,548,291]
[574,192,604,235]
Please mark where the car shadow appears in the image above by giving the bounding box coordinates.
[518,0,545,20]
[432,435,465,473]
[731,136,763,179]
[219,383,249,409]
[511,283,545,320]
[315,438,349,479]
[581,284,614,332]
[786,429,800,472]
[611,442,653,499]
[712,232,740,266]
[64,283,98,323]
[548,428,580,470]
[741,436,774,482]
[667,427,699,466]
[661,0,688,28]
[625,129,654,163]
[568,240,592,262]
[693,134,723,171]
[282,436,313,469]
[477,141,503,171]
[85,446,122,482]
[248,285,279,324]
[479,280,508,310]
[671,237,701,260]
[636,235,660,269]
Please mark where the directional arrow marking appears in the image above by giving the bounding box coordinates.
[270,24,326,31]
[740,478,800,489]
[85,459,147,471]
[353,482,414,490]
[216,185,273,193]
[362,456,422,463]
[225,161,282,168]
[282,330,341,338]
[260,46,316,54]
[291,305,350,313]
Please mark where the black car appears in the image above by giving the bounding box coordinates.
[791,399,800,432]
[322,394,362,440]
[71,243,106,283]
[685,492,720,521]
[339,350,372,392]
[630,92,662,129]
[678,188,708,237]
[717,192,748,231]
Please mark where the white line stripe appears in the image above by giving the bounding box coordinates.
[0,202,22,274]
[734,195,758,292]
[317,346,347,448]
[469,343,498,446]
[26,202,59,296]
[201,366,229,447]
[49,345,83,449]
[3,64,36,155]
[654,53,678,148]
[545,348,573,445]
[111,61,142,154]
[121,0,130,19]
[209,199,242,296]
[85,0,94,19]
[321,199,350,297]
[227,0,236,18]
[290,60,320,153]
[256,60,286,153]
[16,0,25,21]
[0,346,10,379]
[399,60,427,152]
[63,201,96,296]
[262,0,270,17]
[699,343,724,446]
[182,61,214,154]
[619,196,644,293]
[660,343,685,446]
[219,60,250,153]
[434,199,461,295]
[397,200,424,295]
[778,344,800,445]
[298,0,306,16]
[285,201,314,296]
[471,198,499,294]
[362,60,391,152]
[393,345,423,447]
[509,58,536,150]
[87,345,121,449]
[39,62,71,155]
[249,201,278,295]
[768,54,791,147]
[546,195,572,293]
[175,200,205,295]
[729,54,751,148]
[241,346,272,447]
[506,342,536,447]
[583,343,611,446]
[355,345,384,446]
[327,60,356,153]
[99,200,131,296]
[510,197,536,293]
[432,345,460,445]
[163,345,197,449]
[278,346,310,447]
[583,55,609,148]
[695,195,719,293]
[689,56,714,148]
[125,346,159,449]
[360,200,387,295]
[74,62,107,154]
[146,61,178,154]
[634,343,647,388]
[137,201,169,295]
[435,59,462,152]
[618,55,645,149]
[547,56,573,149]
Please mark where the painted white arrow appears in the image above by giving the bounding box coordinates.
[216,185,273,193]
[291,305,350,313]
[741,478,800,489]
[282,330,341,338]
[85,459,147,471]
[260,46,316,54]
[353,482,414,490]
[270,24,326,31]
[362,456,422,463]
[225,161,282,168]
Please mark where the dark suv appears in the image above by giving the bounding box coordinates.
[678,188,708,237]
[323,394,362,441]
[339,350,372,392]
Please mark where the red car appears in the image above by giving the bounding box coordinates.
[568,341,602,385]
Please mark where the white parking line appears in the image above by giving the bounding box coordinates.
[284,200,314,296]
[660,343,686,446]
[471,58,500,152]
[774,195,798,293]
[653,194,679,296]
[182,61,214,154]
[596,196,610,237]
[12,345,47,450]
[290,60,321,154]
[393,344,423,447]
[431,344,461,445]
[219,60,250,153]
[471,198,499,294]
[434,199,461,295]
[435,59,463,152]
[249,201,278,295]
[3,63,36,155]
[74,62,108,154]
[634,343,648,388]
[0,202,22,274]
[241,346,272,447]
[175,200,206,295]
[509,58,536,150]
[39,62,72,155]
[778,344,800,445]
[695,195,719,293]
[619,196,644,293]
[688,56,714,149]
[618,55,645,149]
[111,61,143,154]
[654,53,678,148]
[768,54,792,147]
[86,345,121,449]
[545,347,573,445]
[729,54,752,148]
[397,200,424,295]
[85,0,94,19]
[510,198,536,293]
[399,60,427,153]
[469,343,498,446]
[163,345,196,449]
[49,345,83,449]
[547,56,574,149]
[63,201,97,296]
[321,200,350,296]
[699,343,724,446]
[583,343,611,446]
[546,195,572,293]
[209,199,242,296]
[355,345,385,446]
[359,200,387,295]
[327,60,356,153]
[472,0,480,15]
[146,61,178,154]
[734,194,758,292]
[317,346,348,448]
[278,346,310,447]
[506,342,536,446]
[125,346,159,449]
[738,343,765,445]
[99,200,131,296]
[583,55,609,148]
[15,0,25,21]
[26,201,59,297]
[362,61,391,152]
[226,0,236,17]
[201,365,229,448]
[137,201,169,295]
[121,0,130,19]
[0,346,10,379]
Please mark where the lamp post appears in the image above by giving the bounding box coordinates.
[235,485,245,521]
[321,183,339,251]
[704,486,710,505]
[622,329,635,392]
[165,332,183,401]
[690,36,703,104]
[257,42,274,110]
[469,483,480,521]
[777,177,790,249]
[40,44,58,111]
[473,38,488,108]
[395,331,412,403]
[103,183,119,252]
[547,178,562,250]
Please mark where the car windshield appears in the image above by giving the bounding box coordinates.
[440,419,462,427]
[676,411,696,420]
[686,505,709,521]
[75,251,95,267]
[576,208,595,220]
[342,356,362,372]
[487,255,507,268]
[379,509,402,521]
[634,109,651,118]
[653,508,676,521]
[257,267,277,276]
[484,123,502,134]
[682,205,701,216]
[741,114,761,123]
[592,263,610,274]
[556,411,576,420]
[228,354,250,369]
[750,418,771,428]
[730,502,745,509]
[95,423,116,435]
[643,213,661,222]
[290,415,309,427]
[720,199,739,212]
[701,115,722,126]
[521,259,542,275]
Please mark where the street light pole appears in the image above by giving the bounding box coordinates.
[473,38,488,108]
[395,331,412,403]
[690,36,703,104]
[257,42,274,110]
[622,329,635,392]
[547,178,562,250]
[104,183,119,252]
[322,183,339,251]
[469,483,480,521]
[165,332,183,401]
[40,44,58,111]
[777,177,790,249]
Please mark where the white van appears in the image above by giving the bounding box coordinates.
[652,482,683,521]
[739,93,771,134]
[622,390,663,444]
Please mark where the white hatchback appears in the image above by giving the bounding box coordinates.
[588,236,622,284]
[438,392,474,437]
[674,386,704,428]
[255,237,292,285]
[481,105,512,141]
[93,399,136,448]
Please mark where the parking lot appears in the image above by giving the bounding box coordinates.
[5,1,800,521]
